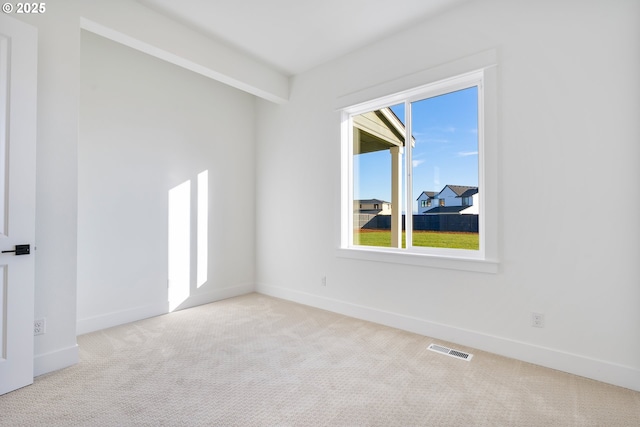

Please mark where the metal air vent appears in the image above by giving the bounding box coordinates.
[428,343,473,361]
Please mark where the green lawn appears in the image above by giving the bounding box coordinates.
[354,230,479,250]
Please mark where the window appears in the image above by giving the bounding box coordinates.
[340,64,498,272]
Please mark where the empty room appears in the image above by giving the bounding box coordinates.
[1,0,639,425]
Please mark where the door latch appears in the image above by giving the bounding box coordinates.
[2,244,30,255]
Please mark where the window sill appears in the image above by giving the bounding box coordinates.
[336,247,499,274]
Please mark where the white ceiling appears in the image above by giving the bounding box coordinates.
[138,0,467,76]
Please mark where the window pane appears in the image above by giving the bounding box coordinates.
[411,87,479,250]
[352,104,405,248]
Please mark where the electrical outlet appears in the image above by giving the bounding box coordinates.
[321,276,327,286]
[34,318,46,336]
[531,312,545,328]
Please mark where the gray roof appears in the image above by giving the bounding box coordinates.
[458,188,479,198]
[417,191,436,200]
[356,199,389,204]
[422,206,470,215]
[417,186,478,200]
[445,185,478,197]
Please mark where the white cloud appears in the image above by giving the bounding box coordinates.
[423,138,449,144]
[425,126,457,133]
[458,151,478,157]
[412,159,425,168]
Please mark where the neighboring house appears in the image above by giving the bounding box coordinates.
[354,199,392,215]
[418,185,479,214]
[417,191,436,210]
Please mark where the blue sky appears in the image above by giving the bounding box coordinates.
[353,86,478,211]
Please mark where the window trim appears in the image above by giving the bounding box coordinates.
[338,51,499,273]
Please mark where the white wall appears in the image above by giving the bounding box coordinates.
[14,1,82,375]
[16,0,640,392]
[78,0,288,103]
[13,0,284,375]
[77,31,256,333]
[461,193,479,215]
[256,0,640,391]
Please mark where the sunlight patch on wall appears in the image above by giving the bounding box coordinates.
[197,170,208,288]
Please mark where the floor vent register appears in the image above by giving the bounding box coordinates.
[428,343,473,361]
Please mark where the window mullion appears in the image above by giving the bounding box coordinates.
[344,113,354,247]
[405,100,413,249]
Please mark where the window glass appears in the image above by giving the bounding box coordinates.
[352,104,405,248]
[411,87,479,250]
[347,76,482,254]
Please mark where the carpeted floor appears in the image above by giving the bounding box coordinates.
[1,293,639,426]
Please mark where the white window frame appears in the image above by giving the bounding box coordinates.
[337,52,499,274]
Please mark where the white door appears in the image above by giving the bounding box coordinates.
[0,15,38,395]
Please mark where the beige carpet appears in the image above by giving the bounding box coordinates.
[1,293,639,426]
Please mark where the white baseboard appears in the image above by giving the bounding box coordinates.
[256,283,640,392]
[34,344,79,377]
[76,301,168,335]
[171,283,255,312]
[76,283,255,335]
